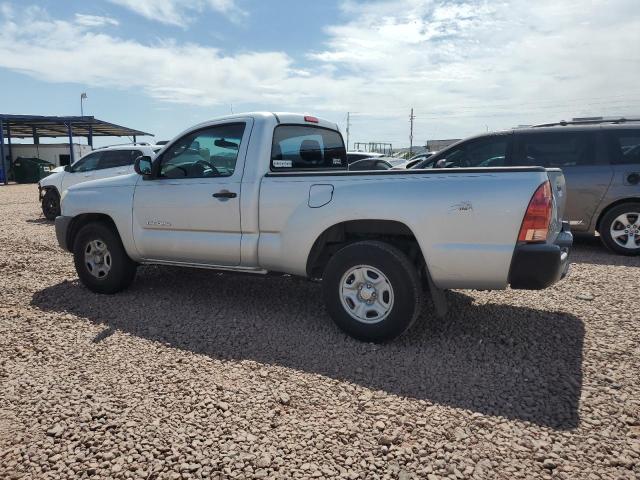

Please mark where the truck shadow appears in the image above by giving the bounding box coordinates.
[31,267,583,430]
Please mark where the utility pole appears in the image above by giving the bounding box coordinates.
[80,92,87,117]
[409,108,415,157]
[346,112,351,151]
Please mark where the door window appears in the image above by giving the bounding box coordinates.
[433,136,508,168]
[159,124,245,179]
[518,132,594,167]
[349,159,376,170]
[70,152,102,172]
[98,150,142,170]
[607,130,640,165]
[271,125,347,171]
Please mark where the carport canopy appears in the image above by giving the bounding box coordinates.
[0,114,153,184]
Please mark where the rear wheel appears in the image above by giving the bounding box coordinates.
[41,189,60,220]
[600,202,640,255]
[73,222,137,294]
[322,240,423,342]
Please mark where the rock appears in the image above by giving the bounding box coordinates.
[398,470,411,480]
[255,454,271,468]
[542,459,557,470]
[575,292,595,301]
[46,424,65,437]
[278,393,290,405]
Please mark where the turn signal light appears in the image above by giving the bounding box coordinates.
[518,181,552,243]
[304,115,319,123]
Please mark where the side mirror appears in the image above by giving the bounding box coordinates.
[64,165,71,172]
[435,159,447,168]
[134,155,153,176]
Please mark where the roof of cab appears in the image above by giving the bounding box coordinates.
[183,112,338,133]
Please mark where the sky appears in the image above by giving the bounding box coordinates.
[0,0,639,148]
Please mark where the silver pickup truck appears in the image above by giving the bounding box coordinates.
[55,112,572,342]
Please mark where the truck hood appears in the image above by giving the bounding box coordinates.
[68,173,140,191]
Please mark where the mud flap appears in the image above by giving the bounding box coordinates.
[425,269,448,317]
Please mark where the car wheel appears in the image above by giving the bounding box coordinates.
[322,240,423,342]
[600,202,640,255]
[41,189,60,220]
[73,222,137,294]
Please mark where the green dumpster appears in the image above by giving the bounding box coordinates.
[13,157,54,183]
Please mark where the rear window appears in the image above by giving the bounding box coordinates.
[518,132,594,167]
[271,125,347,171]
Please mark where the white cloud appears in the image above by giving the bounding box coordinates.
[0,1,639,143]
[0,5,322,108]
[74,13,119,27]
[107,0,247,26]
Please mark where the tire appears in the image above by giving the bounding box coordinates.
[73,222,137,294]
[599,202,640,255]
[41,189,60,220]
[322,240,423,342]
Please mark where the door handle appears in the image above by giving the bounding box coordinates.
[212,190,237,199]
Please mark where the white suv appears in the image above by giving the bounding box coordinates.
[38,144,162,220]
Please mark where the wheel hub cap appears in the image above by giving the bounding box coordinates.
[359,284,376,301]
[610,212,640,250]
[84,240,112,279]
[340,265,394,324]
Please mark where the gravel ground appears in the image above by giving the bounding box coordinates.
[0,183,639,480]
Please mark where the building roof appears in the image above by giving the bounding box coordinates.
[0,114,153,138]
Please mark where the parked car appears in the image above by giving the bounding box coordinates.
[38,144,162,220]
[55,112,571,342]
[346,151,384,164]
[413,119,640,255]
[348,156,411,170]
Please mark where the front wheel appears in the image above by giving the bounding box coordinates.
[41,189,60,220]
[600,202,640,255]
[73,222,137,294]
[322,240,423,342]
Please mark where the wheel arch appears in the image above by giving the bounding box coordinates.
[66,213,120,252]
[595,197,640,233]
[41,185,60,196]
[306,219,427,279]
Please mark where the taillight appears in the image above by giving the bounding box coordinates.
[304,115,319,123]
[518,181,552,243]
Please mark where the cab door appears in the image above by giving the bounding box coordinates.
[132,120,251,266]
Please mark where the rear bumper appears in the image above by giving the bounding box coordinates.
[509,223,572,290]
[55,215,73,251]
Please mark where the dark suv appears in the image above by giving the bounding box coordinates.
[414,119,640,255]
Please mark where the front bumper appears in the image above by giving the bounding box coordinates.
[55,215,73,252]
[509,222,572,290]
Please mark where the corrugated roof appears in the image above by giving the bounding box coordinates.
[0,114,153,138]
